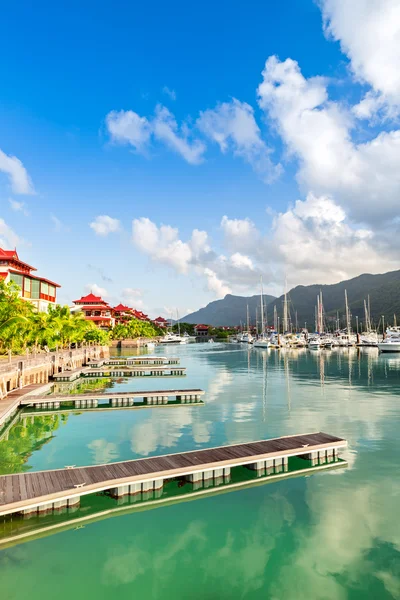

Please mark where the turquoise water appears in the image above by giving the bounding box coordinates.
[1,344,400,599]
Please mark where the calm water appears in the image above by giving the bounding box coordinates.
[1,344,400,599]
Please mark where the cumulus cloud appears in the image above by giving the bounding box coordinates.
[152,105,206,164]
[90,215,121,236]
[106,105,206,164]
[197,99,282,182]
[0,149,34,194]
[106,110,151,151]
[320,0,400,118]
[84,283,109,298]
[257,55,400,223]
[0,218,21,248]
[121,287,145,309]
[130,193,399,299]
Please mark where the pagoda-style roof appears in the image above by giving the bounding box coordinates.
[113,303,132,312]
[79,305,111,311]
[195,324,209,330]
[154,316,168,322]
[0,247,37,272]
[74,293,109,305]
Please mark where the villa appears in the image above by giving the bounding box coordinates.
[73,293,115,329]
[0,247,60,312]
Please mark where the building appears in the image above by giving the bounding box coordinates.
[194,324,209,337]
[113,303,134,324]
[0,247,60,312]
[131,309,150,321]
[153,316,168,328]
[73,293,115,329]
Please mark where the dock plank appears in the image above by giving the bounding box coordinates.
[0,432,347,515]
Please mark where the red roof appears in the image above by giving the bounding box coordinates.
[74,293,109,305]
[0,247,37,271]
[195,324,209,330]
[154,316,168,322]
[113,303,131,311]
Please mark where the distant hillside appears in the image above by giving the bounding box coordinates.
[181,294,276,326]
[267,270,400,329]
[181,270,400,328]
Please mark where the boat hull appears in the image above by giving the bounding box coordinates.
[377,342,400,353]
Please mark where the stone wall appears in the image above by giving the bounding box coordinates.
[0,345,110,399]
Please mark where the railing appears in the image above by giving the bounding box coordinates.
[0,346,108,375]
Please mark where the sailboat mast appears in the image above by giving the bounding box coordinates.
[345,289,351,335]
[283,278,288,333]
[246,304,250,332]
[260,277,264,335]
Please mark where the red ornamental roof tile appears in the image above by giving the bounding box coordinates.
[0,247,37,271]
[74,293,108,304]
[195,324,209,329]
[113,304,131,311]
[154,316,168,322]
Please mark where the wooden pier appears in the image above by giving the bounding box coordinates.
[0,432,347,518]
[106,356,180,366]
[20,388,205,410]
[53,364,186,382]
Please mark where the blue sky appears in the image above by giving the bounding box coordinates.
[0,0,399,317]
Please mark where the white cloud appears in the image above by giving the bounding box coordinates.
[8,198,29,216]
[105,105,206,165]
[90,215,121,236]
[162,86,176,101]
[320,0,400,117]
[221,215,260,254]
[132,217,211,274]
[84,283,109,298]
[0,218,21,248]
[257,55,400,223]
[121,287,145,309]
[152,105,206,165]
[197,99,282,182]
[106,110,151,151]
[51,214,70,233]
[0,149,34,195]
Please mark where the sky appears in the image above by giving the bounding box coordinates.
[0,0,400,318]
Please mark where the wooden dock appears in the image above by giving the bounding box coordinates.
[20,388,205,410]
[53,365,186,381]
[0,384,47,428]
[106,356,180,366]
[0,432,347,517]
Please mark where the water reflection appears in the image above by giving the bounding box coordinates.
[0,344,399,598]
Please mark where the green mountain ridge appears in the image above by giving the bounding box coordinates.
[181,293,276,327]
[181,270,400,328]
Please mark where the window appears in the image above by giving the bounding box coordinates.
[10,273,23,289]
[31,279,40,299]
[24,277,31,298]
[41,282,49,296]
[48,285,55,298]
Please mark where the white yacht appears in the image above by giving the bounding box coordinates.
[377,328,400,353]
[241,331,254,344]
[253,335,271,348]
[159,332,187,345]
[308,336,321,350]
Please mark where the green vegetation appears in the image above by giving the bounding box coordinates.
[111,319,162,340]
[0,280,109,356]
[0,413,67,474]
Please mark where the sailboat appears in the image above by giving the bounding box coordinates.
[241,304,254,343]
[254,277,270,348]
[159,312,188,344]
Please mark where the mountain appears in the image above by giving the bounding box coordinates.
[267,270,400,329]
[181,270,400,328]
[181,293,276,327]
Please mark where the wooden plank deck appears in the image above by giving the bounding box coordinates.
[0,384,45,427]
[20,388,205,404]
[0,432,346,515]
